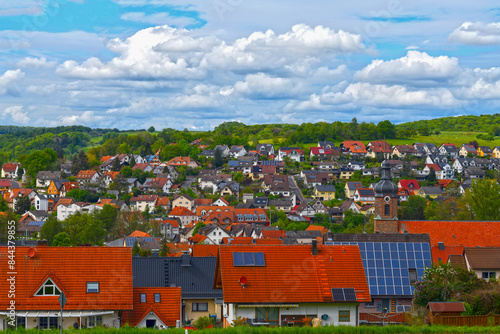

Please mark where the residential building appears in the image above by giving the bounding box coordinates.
[277,147,305,162]
[313,185,336,201]
[130,195,158,213]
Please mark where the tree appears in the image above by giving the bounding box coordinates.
[192,222,206,236]
[148,126,156,133]
[41,216,63,245]
[426,167,436,185]
[398,195,427,220]
[461,179,500,221]
[52,232,72,246]
[99,204,118,232]
[111,157,121,172]
[19,148,57,177]
[15,196,31,215]
[213,147,224,168]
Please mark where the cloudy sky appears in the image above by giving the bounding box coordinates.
[0,0,499,130]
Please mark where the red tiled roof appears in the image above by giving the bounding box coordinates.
[310,147,332,155]
[216,245,371,304]
[400,221,500,247]
[342,141,366,149]
[130,195,158,202]
[0,246,132,311]
[104,171,119,180]
[122,287,181,327]
[168,157,193,165]
[128,230,151,238]
[192,244,219,257]
[194,198,213,206]
[100,156,114,162]
[156,197,170,206]
[437,179,453,188]
[431,245,464,265]
[75,170,99,179]
[158,219,179,228]
[261,230,286,239]
[132,163,151,171]
[426,163,442,171]
[398,179,420,191]
[189,234,207,244]
[169,206,196,216]
[2,163,18,172]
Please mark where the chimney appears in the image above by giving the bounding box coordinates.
[312,239,317,256]
[438,242,445,251]
[37,240,48,247]
[181,251,191,266]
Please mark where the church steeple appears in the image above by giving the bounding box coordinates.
[373,161,399,233]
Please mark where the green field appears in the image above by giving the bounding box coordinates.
[9,325,500,334]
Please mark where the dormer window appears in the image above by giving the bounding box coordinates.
[35,279,61,296]
[87,282,100,293]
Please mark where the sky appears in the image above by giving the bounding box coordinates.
[0,1,500,130]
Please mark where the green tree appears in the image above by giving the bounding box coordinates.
[15,196,31,215]
[213,147,224,168]
[52,232,72,246]
[66,189,89,202]
[19,148,57,177]
[192,222,206,235]
[461,179,500,220]
[398,195,427,220]
[40,216,63,245]
[148,126,156,133]
[111,157,121,171]
[426,167,436,185]
[99,204,118,232]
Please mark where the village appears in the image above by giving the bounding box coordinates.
[1,139,500,330]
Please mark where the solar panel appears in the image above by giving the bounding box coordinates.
[244,252,255,265]
[343,288,357,301]
[331,288,345,301]
[233,252,244,266]
[254,252,266,266]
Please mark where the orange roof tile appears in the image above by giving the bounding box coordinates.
[188,234,207,244]
[156,197,170,206]
[306,225,328,232]
[431,245,464,265]
[75,170,99,179]
[192,244,219,257]
[128,230,151,238]
[168,156,193,165]
[132,163,151,171]
[0,246,132,311]
[122,287,181,327]
[100,156,114,162]
[194,198,213,206]
[2,163,19,172]
[400,221,500,247]
[158,219,179,228]
[261,230,286,239]
[216,244,370,304]
[169,206,196,216]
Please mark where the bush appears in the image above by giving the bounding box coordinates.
[192,316,214,329]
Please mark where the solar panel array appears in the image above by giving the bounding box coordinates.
[330,242,432,296]
[233,252,266,266]
[331,288,357,301]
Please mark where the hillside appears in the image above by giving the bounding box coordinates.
[397,114,500,133]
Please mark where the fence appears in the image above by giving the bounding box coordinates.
[432,314,500,326]
[360,312,411,324]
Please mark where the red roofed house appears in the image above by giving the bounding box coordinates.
[167,157,200,168]
[0,246,132,330]
[130,195,158,213]
[215,243,371,327]
[122,287,181,328]
[132,163,154,172]
[75,170,102,185]
[431,243,464,265]
[341,141,367,156]
[366,141,392,159]
[1,163,19,179]
[169,206,198,227]
[310,147,332,160]
[397,180,420,192]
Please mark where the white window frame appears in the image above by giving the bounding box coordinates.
[35,278,61,296]
[87,282,100,293]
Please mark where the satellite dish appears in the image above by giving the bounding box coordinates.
[239,276,247,286]
[28,247,36,258]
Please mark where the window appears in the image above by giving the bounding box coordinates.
[87,282,99,293]
[364,301,375,308]
[339,310,350,322]
[409,268,418,284]
[384,204,390,216]
[88,315,102,328]
[140,293,147,303]
[16,317,26,329]
[482,272,496,280]
[192,302,208,312]
[233,252,266,266]
[35,279,61,296]
[39,317,59,329]
[255,307,279,326]
[154,293,161,303]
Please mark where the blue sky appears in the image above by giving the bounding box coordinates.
[0,0,499,130]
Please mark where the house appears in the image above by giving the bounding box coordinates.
[474,157,494,170]
[310,147,332,160]
[132,163,154,172]
[213,197,229,207]
[215,243,371,327]
[172,194,194,211]
[256,143,275,157]
[132,254,223,325]
[348,161,365,171]
[75,170,102,186]
[1,163,19,179]
[156,219,180,240]
[130,195,158,213]
[341,141,366,156]
[463,247,500,281]
[0,245,132,330]
[493,146,500,159]
[313,185,336,201]
[219,182,240,196]
[392,145,418,159]
[277,147,305,162]
[234,208,270,225]
[197,224,232,244]
[318,141,335,149]
[353,188,375,205]
[452,157,474,174]
[167,157,200,168]
[464,167,485,179]
[439,143,458,159]
[459,144,477,157]
[96,198,129,211]
[367,141,392,159]
[35,171,62,188]
[169,206,198,227]
[325,233,432,322]
[477,146,493,157]
[339,168,354,180]
[141,178,172,194]
[345,182,363,199]
[229,146,247,158]
[215,145,230,157]
[416,186,443,198]
[397,180,420,193]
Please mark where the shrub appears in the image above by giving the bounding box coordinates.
[193,316,214,329]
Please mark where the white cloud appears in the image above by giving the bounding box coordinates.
[0,69,25,95]
[26,84,57,95]
[354,51,460,84]
[57,111,110,126]
[121,12,198,27]
[17,57,57,68]
[449,22,500,45]
[230,73,300,99]
[3,105,30,124]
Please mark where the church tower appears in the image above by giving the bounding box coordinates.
[373,161,399,233]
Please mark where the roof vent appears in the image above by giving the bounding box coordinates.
[181,253,191,267]
[312,239,318,256]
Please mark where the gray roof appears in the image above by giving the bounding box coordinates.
[315,185,336,192]
[132,255,223,299]
[420,186,443,195]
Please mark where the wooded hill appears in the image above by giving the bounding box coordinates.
[397,113,500,134]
